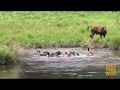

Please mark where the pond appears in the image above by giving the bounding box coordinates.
[0,48,120,79]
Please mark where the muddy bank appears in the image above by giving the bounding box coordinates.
[34,44,120,51]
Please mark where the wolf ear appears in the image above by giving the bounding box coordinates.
[102,26,106,30]
[103,26,106,29]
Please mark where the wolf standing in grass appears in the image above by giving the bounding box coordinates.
[87,26,107,39]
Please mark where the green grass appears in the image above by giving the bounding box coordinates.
[0,45,19,65]
[0,11,120,64]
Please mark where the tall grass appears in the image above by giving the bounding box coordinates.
[0,11,120,64]
[0,45,19,65]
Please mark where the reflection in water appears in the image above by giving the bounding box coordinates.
[0,48,120,79]
[0,65,20,79]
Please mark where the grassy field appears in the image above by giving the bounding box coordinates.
[0,11,120,65]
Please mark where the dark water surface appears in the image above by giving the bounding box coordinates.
[0,48,120,79]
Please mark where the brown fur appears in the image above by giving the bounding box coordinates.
[87,25,107,39]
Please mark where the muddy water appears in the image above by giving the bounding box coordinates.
[0,48,120,79]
